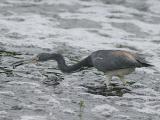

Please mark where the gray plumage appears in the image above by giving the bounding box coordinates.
[89,50,152,86]
[12,50,153,86]
[90,50,151,72]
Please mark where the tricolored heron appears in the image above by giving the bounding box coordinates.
[13,50,153,86]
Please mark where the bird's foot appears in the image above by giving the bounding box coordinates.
[119,78,126,86]
[122,81,128,86]
[104,83,117,90]
[104,82,111,89]
[126,81,136,85]
[121,80,136,86]
[104,81,110,88]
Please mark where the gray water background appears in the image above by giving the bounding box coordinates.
[0,0,160,120]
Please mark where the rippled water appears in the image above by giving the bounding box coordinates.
[0,0,160,120]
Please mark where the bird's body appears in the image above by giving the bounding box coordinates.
[13,50,153,86]
[90,50,151,72]
[87,50,152,85]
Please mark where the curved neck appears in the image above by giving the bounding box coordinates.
[52,54,92,73]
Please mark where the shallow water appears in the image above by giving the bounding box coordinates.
[0,0,160,120]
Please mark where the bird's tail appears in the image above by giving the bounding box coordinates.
[135,55,154,67]
[141,62,154,67]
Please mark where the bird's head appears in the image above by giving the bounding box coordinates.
[12,53,63,68]
[36,53,63,61]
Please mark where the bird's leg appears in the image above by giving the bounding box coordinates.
[119,76,127,86]
[104,75,112,87]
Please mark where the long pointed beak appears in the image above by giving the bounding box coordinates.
[12,56,39,69]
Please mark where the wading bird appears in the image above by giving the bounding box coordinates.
[13,50,153,86]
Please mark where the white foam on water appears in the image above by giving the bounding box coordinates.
[147,0,160,14]
[0,14,58,48]
[62,108,75,114]
[0,111,7,115]
[21,115,47,120]
[46,96,61,106]
[92,104,118,116]
[134,104,160,115]
[0,91,15,96]
[8,81,40,87]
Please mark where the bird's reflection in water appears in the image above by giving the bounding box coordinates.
[81,83,132,97]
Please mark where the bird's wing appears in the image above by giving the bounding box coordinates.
[110,51,144,68]
[91,50,141,72]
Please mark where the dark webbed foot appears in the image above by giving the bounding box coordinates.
[82,83,131,97]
